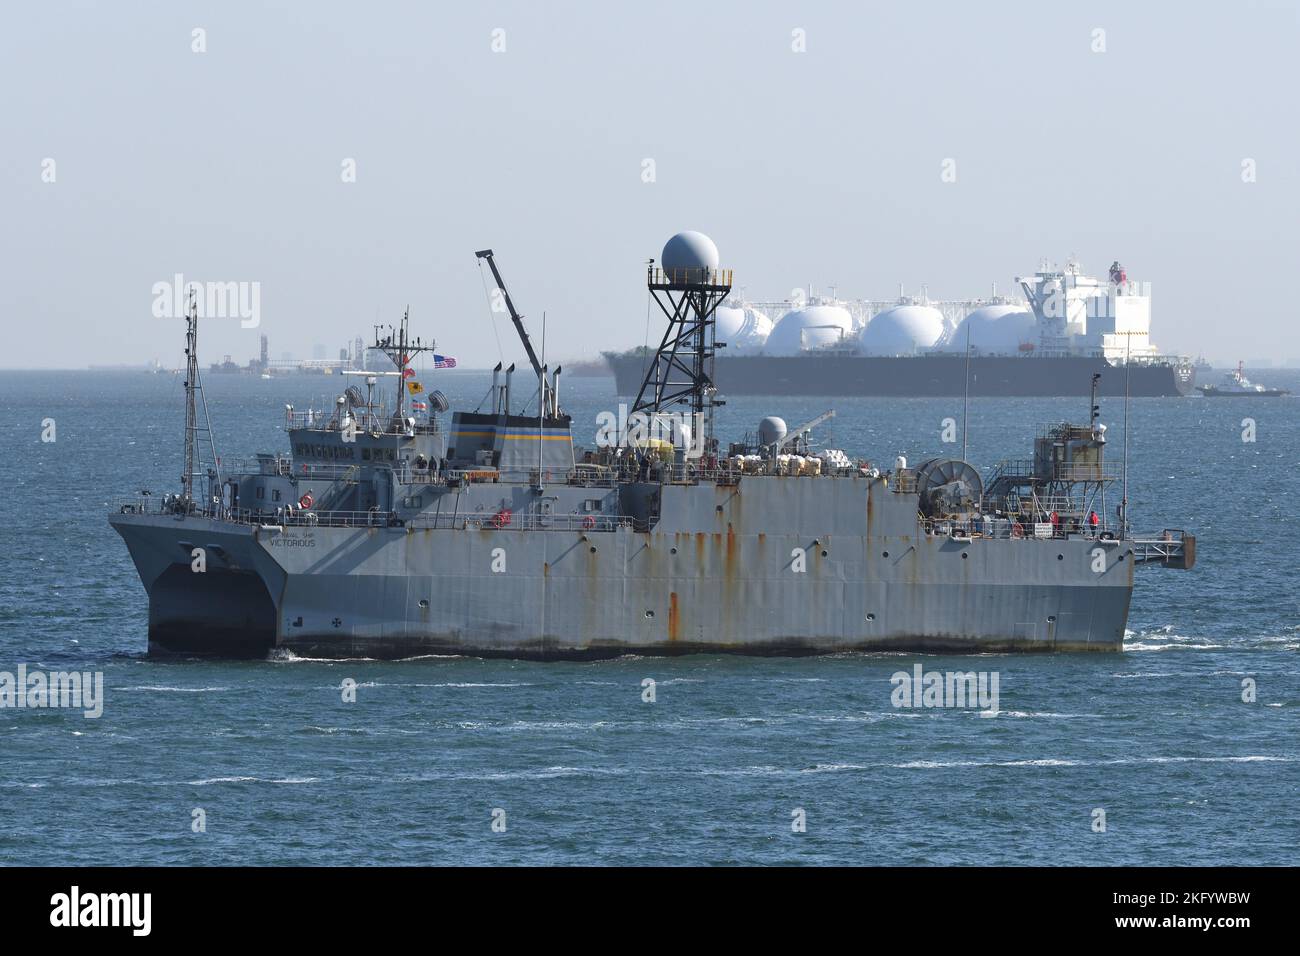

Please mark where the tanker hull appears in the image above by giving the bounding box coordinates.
[608,353,1195,397]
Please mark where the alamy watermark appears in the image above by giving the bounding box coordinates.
[50,886,150,936]
[891,664,999,715]
[0,664,103,718]
[1037,282,1152,321]
[152,274,260,328]
[593,405,706,459]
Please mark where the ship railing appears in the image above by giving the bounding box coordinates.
[284,411,442,433]
[669,462,884,485]
[565,461,748,486]
[986,458,1120,484]
[429,459,878,488]
[389,466,627,489]
[113,495,286,524]
[247,508,638,533]
[114,494,194,517]
[1030,494,1085,515]
[294,462,367,481]
[646,265,734,289]
[1130,529,1195,569]
[216,455,296,477]
[660,462,746,485]
[1034,422,1097,440]
[402,467,625,488]
[660,461,863,485]
[922,516,1117,541]
[1117,353,1193,367]
[213,458,368,481]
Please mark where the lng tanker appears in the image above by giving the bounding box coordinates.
[109,235,1193,659]
[606,254,1195,397]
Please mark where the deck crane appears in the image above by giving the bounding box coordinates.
[475,249,558,415]
[775,410,836,455]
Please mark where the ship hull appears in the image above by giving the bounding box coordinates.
[608,353,1195,397]
[110,476,1136,659]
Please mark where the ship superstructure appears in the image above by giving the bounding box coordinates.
[1016,258,1156,361]
[110,235,1193,659]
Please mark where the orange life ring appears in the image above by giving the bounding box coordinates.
[299,492,314,510]
[492,509,512,529]
[1010,521,1024,538]
[582,515,596,530]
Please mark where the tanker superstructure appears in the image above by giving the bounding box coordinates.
[606,258,1196,397]
[110,236,1193,659]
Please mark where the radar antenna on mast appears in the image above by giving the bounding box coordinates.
[633,232,733,452]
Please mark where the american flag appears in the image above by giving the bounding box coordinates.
[433,354,457,369]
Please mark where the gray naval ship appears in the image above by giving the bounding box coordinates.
[110,236,1194,659]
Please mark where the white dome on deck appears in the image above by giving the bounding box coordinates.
[946,305,1036,353]
[660,231,719,282]
[714,305,773,354]
[764,305,854,356]
[859,305,945,355]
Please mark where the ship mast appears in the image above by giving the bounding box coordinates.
[182,291,198,503]
[180,288,222,509]
[369,307,435,426]
[634,256,733,450]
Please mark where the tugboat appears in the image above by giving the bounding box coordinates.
[109,234,1194,659]
[1196,362,1290,397]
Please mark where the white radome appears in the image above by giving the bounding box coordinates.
[858,305,945,355]
[757,416,787,447]
[946,305,1036,353]
[660,231,719,282]
[764,305,854,356]
[714,305,773,354]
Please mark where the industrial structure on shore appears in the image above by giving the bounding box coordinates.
[206,334,373,376]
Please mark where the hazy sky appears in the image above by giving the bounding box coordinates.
[4,1,1299,369]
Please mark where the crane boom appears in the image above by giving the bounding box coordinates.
[475,249,544,379]
[777,410,836,450]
